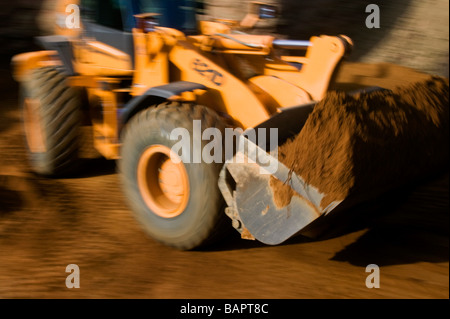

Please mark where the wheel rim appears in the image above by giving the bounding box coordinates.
[137,145,190,218]
[23,97,46,153]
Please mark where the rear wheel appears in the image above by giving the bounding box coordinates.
[120,102,230,250]
[20,66,82,176]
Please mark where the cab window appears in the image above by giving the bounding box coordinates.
[81,0,124,30]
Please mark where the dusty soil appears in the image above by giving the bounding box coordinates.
[0,61,448,299]
[274,75,449,209]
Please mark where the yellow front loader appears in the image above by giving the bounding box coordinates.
[12,0,355,249]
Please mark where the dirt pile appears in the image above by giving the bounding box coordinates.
[274,76,449,209]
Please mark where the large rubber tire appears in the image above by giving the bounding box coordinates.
[20,66,82,176]
[120,102,231,250]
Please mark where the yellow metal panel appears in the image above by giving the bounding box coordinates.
[132,29,169,96]
[249,75,312,108]
[170,41,271,129]
[73,40,133,76]
[11,51,59,82]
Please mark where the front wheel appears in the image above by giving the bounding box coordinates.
[119,102,230,250]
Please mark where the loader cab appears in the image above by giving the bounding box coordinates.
[80,0,199,33]
[76,0,200,74]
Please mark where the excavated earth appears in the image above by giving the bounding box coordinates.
[273,75,449,210]
[0,61,448,299]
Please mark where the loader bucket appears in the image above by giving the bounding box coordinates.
[218,91,387,245]
[218,102,339,245]
[218,77,449,245]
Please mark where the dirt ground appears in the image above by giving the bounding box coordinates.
[0,60,448,299]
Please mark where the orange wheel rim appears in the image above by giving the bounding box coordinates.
[137,145,190,218]
[23,97,46,153]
